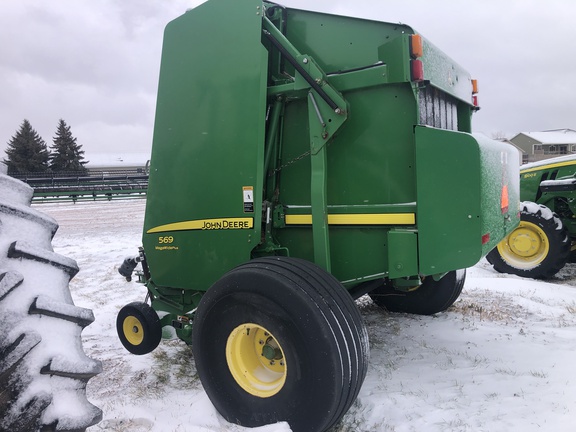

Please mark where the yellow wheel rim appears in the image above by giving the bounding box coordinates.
[123,316,144,346]
[497,221,550,269]
[226,323,287,398]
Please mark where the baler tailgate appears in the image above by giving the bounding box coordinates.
[415,126,519,275]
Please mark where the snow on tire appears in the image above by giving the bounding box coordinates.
[486,201,570,279]
[0,170,102,432]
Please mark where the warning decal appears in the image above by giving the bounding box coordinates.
[243,186,254,213]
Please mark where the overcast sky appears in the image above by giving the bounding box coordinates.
[1,0,575,157]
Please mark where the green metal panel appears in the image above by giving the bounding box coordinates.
[281,8,473,106]
[416,126,519,275]
[276,84,418,207]
[284,9,414,74]
[416,127,481,274]
[387,230,419,279]
[477,132,520,255]
[274,82,419,282]
[142,0,267,291]
[265,6,488,284]
[421,38,474,105]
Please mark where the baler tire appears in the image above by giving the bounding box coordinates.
[116,301,162,355]
[486,203,570,279]
[0,173,102,431]
[192,256,369,432]
[569,248,576,264]
[369,269,466,315]
[291,257,369,420]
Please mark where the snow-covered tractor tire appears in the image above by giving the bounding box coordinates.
[0,170,102,432]
[486,202,570,279]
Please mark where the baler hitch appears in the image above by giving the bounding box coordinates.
[118,248,148,282]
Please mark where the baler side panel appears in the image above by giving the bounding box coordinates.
[275,83,418,283]
[142,0,268,291]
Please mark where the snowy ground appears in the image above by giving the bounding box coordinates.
[36,199,576,432]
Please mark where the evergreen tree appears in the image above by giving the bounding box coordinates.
[4,119,50,174]
[49,119,87,173]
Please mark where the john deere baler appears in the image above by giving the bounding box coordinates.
[117,1,519,431]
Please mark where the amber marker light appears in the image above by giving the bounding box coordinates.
[472,79,479,94]
[501,184,509,214]
[472,79,479,107]
[410,34,423,58]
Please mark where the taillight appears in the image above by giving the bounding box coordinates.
[411,59,424,82]
[410,34,424,82]
[472,79,479,108]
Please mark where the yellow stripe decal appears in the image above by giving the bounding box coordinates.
[285,213,415,225]
[521,160,576,174]
[147,217,253,233]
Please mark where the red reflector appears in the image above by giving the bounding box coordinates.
[482,233,490,245]
[411,59,424,81]
[473,95,479,107]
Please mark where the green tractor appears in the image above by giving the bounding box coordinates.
[117,1,519,430]
[487,154,576,278]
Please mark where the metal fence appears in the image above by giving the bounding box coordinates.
[11,169,149,203]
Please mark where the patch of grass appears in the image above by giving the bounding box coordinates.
[530,370,549,379]
[333,400,368,432]
[494,367,518,376]
[151,341,200,389]
[435,416,471,430]
[451,299,516,323]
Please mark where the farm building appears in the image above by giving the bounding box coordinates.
[510,129,576,164]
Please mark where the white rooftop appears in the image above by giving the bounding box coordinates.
[518,129,576,144]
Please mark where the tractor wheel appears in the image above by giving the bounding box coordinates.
[192,256,369,432]
[486,202,570,279]
[0,171,102,431]
[369,269,466,315]
[116,301,162,355]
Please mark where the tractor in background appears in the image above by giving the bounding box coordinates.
[487,154,576,278]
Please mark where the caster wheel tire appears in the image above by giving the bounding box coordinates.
[117,301,162,355]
